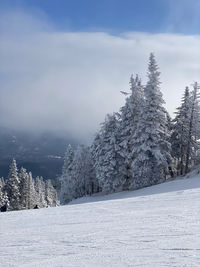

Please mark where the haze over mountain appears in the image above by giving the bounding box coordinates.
[0,127,77,179]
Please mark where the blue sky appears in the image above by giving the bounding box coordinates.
[1,0,200,34]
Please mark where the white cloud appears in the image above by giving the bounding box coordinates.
[0,10,200,142]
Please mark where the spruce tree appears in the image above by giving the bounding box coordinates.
[92,113,126,193]
[118,74,144,189]
[71,145,98,197]
[0,178,4,207]
[131,53,171,189]
[35,176,47,208]
[185,82,200,173]
[60,144,75,204]
[27,172,36,209]
[19,167,29,209]
[171,87,191,175]
[5,159,21,210]
[45,179,59,207]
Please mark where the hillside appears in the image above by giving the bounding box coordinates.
[0,172,200,266]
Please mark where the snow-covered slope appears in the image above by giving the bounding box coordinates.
[1,174,200,267]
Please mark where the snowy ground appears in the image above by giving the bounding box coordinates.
[0,174,200,267]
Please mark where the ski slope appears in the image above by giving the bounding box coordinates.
[0,173,200,267]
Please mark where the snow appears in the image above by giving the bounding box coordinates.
[1,173,200,266]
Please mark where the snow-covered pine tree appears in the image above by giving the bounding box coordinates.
[171,87,191,175]
[71,145,98,198]
[185,82,200,173]
[45,179,59,207]
[0,177,9,208]
[27,172,37,209]
[18,167,30,209]
[91,133,103,192]
[0,178,4,207]
[131,53,171,189]
[92,113,126,193]
[117,74,144,189]
[87,148,99,195]
[60,144,74,204]
[0,180,9,208]
[35,176,47,208]
[5,159,21,210]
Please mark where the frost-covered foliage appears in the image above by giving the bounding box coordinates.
[27,172,37,209]
[5,159,21,210]
[117,75,144,189]
[0,177,8,207]
[60,144,98,203]
[131,53,171,189]
[60,144,75,204]
[18,168,37,209]
[45,179,59,207]
[19,167,30,209]
[72,145,97,197]
[35,176,47,208]
[171,83,200,175]
[1,160,58,211]
[92,113,125,193]
[0,179,3,206]
[171,87,191,175]
[185,82,200,173]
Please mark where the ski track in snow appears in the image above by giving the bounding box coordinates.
[0,175,200,267]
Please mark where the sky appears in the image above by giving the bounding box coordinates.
[0,0,200,141]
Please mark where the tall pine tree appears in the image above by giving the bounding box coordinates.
[171,87,191,175]
[131,53,171,189]
[185,82,200,173]
[60,144,75,204]
[117,74,144,189]
[5,159,21,210]
[92,113,125,193]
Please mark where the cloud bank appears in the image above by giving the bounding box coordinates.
[0,10,200,141]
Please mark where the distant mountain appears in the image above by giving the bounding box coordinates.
[0,127,77,179]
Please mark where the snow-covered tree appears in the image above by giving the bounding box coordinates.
[92,113,126,193]
[5,159,21,210]
[185,82,200,173]
[0,178,5,207]
[1,160,58,210]
[45,179,59,207]
[131,53,171,189]
[0,184,9,208]
[117,74,144,189]
[71,145,97,198]
[35,176,47,208]
[171,83,200,174]
[19,167,29,209]
[171,87,191,175]
[26,172,37,209]
[60,144,74,204]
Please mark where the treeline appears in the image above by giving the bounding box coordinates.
[0,159,59,211]
[60,53,200,204]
